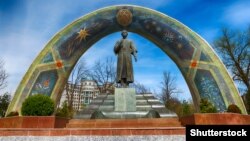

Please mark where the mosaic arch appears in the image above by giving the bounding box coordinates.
[6,5,247,115]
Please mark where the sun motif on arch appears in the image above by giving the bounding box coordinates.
[76,28,90,41]
[116,9,133,26]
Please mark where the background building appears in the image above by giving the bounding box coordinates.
[60,80,100,111]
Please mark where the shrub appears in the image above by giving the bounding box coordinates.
[227,104,242,114]
[200,98,217,113]
[56,101,69,118]
[182,100,195,116]
[165,97,183,117]
[6,111,19,117]
[246,90,250,114]
[0,92,11,117]
[21,94,55,116]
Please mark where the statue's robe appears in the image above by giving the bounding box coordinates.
[114,39,137,83]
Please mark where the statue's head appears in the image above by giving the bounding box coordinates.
[121,30,128,39]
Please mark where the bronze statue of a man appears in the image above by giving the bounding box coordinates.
[114,30,137,87]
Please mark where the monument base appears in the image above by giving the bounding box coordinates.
[115,88,136,112]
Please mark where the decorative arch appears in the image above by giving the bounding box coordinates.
[7,5,247,115]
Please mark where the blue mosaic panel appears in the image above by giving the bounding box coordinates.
[136,18,194,60]
[30,70,58,96]
[57,18,113,61]
[41,52,54,63]
[200,52,211,62]
[194,69,226,111]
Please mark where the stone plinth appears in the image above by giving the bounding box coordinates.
[75,93,177,119]
[66,118,182,128]
[0,116,69,128]
[180,113,250,125]
[115,88,136,112]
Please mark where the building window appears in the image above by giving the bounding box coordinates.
[85,97,89,104]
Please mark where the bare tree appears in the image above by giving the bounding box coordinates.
[157,71,182,116]
[159,71,181,104]
[65,60,89,112]
[214,27,250,113]
[214,27,249,94]
[90,57,116,94]
[133,81,151,94]
[0,59,8,90]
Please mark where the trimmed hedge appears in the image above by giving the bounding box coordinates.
[56,101,69,118]
[200,98,217,113]
[21,94,55,116]
[227,104,242,114]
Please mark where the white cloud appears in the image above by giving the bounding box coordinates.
[223,1,250,27]
[0,31,46,94]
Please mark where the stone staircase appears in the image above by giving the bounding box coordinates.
[74,93,177,119]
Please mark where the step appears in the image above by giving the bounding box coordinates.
[103,99,114,105]
[90,99,103,104]
[154,108,178,118]
[136,105,152,111]
[147,99,160,102]
[66,118,182,128]
[102,111,149,119]
[144,96,156,99]
[74,114,92,119]
[106,95,114,100]
[151,104,165,108]
[136,95,144,99]
[99,105,114,111]
[87,104,100,110]
[96,95,107,99]
[148,101,163,105]
[136,97,147,100]
[136,99,148,105]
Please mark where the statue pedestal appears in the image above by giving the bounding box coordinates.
[74,90,177,119]
[115,88,136,112]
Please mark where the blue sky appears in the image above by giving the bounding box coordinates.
[0,0,250,100]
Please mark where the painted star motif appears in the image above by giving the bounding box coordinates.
[178,35,183,40]
[156,27,161,32]
[56,60,63,68]
[162,31,174,42]
[177,43,182,49]
[190,60,198,68]
[76,28,90,41]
